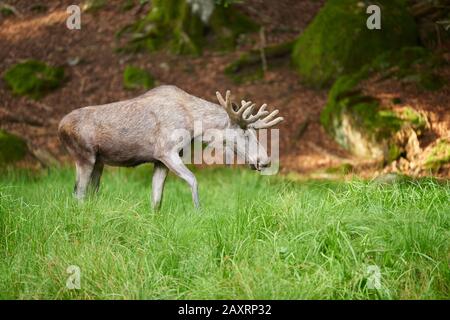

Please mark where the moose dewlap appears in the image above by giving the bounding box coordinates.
[58,85,283,209]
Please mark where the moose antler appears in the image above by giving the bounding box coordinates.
[216,90,283,129]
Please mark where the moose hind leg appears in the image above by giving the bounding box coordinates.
[152,162,168,210]
[89,161,104,194]
[162,153,200,209]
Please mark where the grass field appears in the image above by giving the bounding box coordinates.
[0,166,449,299]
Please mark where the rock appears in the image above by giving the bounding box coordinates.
[291,0,418,88]
[320,72,428,162]
[424,139,450,171]
[404,128,422,161]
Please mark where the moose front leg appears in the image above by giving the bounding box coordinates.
[152,161,168,210]
[74,160,94,200]
[162,153,200,209]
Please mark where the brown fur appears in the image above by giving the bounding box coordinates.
[58,85,277,208]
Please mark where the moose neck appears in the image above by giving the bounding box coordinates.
[190,98,230,136]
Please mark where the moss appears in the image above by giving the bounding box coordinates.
[0,130,27,165]
[321,72,427,161]
[292,0,418,88]
[397,107,427,131]
[0,4,15,16]
[325,163,354,175]
[123,66,155,90]
[387,144,402,163]
[117,0,257,55]
[3,60,65,99]
[424,139,450,170]
[320,69,369,131]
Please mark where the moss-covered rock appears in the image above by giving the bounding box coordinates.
[292,0,418,88]
[424,139,450,171]
[0,130,28,165]
[0,3,17,16]
[123,66,155,90]
[321,71,427,162]
[117,0,257,55]
[3,60,65,99]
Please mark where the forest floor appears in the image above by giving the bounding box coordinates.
[0,0,449,178]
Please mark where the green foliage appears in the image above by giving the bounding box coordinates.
[318,46,438,161]
[0,130,27,165]
[397,106,427,130]
[292,0,418,88]
[0,167,449,299]
[117,0,257,55]
[123,66,155,90]
[3,60,65,99]
[320,69,369,132]
[0,4,16,16]
[425,139,450,170]
[320,71,427,160]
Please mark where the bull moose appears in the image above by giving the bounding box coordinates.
[58,85,283,209]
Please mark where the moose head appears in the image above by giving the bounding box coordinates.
[216,90,283,171]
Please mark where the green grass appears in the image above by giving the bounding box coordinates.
[0,166,449,299]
